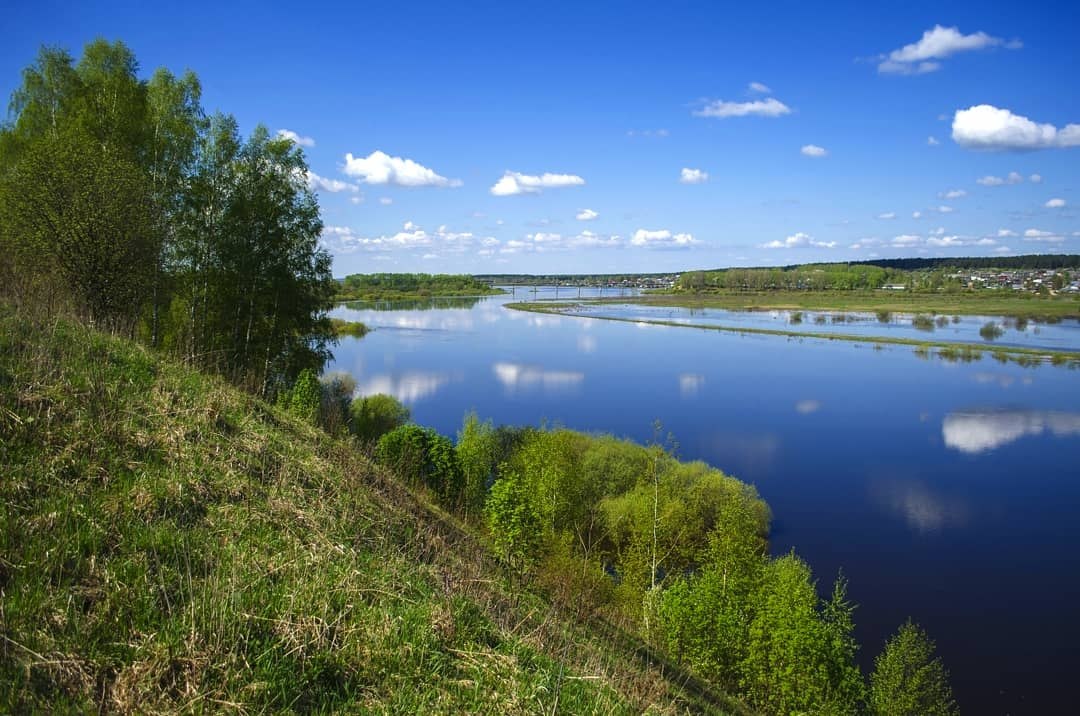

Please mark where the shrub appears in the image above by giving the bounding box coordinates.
[350,393,410,442]
[319,371,356,434]
[284,368,321,425]
[979,322,1004,341]
[376,424,462,503]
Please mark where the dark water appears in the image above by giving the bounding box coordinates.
[326,290,1080,714]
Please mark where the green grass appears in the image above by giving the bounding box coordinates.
[630,289,1080,320]
[506,302,1080,369]
[0,307,744,714]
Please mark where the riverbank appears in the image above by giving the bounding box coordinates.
[334,272,505,302]
[628,290,1080,320]
[506,301,1080,368]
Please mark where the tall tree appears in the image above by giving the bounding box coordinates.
[0,127,154,329]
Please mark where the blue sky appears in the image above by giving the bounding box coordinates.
[3,0,1079,275]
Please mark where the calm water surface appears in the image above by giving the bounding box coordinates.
[327,290,1080,714]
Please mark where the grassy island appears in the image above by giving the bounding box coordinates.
[335,273,504,302]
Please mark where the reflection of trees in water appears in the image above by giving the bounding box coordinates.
[341,295,486,312]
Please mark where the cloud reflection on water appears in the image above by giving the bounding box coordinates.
[678,373,705,397]
[942,410,1080,454]
[492,362,584,394]
[577,334,598,354]
[357,371,455,403]
[871,479,969,534]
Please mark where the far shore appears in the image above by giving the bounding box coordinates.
[579,290,1080,320]
[505,300,1080,369]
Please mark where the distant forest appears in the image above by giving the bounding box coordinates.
[336,272,503,301]
[842,254,1080,271]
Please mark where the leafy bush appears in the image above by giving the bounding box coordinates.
[283,368,321,425]
[376,424,462,502]
[350,393,410,442]
[319,371,356,434]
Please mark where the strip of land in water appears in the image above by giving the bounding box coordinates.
[505,300,1080,368]
[593,290,1080,320]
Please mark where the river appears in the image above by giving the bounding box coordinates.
[327,289,1080,714]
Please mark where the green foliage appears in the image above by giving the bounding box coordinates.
[376,424,462,502]
[337,273,502,301]
[869,621,958,716]
[318,371,356,435]
[0,126,155,329]
[659,484,771,689]
[485,466,544,570]
[740,555,862,715]
[456,411,497,519]
[284,368,321,425]
[329,318,370,336]
[350,393,410,443]
[0,39,334,394]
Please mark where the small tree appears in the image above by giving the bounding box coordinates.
[350,393,409,442]
[318,371,356,435]
[870,620,958,716]
[376,424,462,503]
[284,368,320,425]
[485,466,543,570]
[456,411,497,520]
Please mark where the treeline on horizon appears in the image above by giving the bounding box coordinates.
[677,258,1077,292]
[475,272,675,284]
[0,39,335,396]
[845,254,1080,271]
[336,272,502,301]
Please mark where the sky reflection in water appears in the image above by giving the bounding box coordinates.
[326,291,1080,713]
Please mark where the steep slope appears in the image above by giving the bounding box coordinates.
[0,308,746,714]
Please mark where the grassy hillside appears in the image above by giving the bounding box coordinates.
[0,307,744,714]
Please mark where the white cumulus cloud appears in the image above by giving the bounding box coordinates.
[1023,228,1064,243]
[976,171,1024,186]
[892,234,922,247]
[694,97,791,119]
[952,105,1080,150]
[1045,198,1066,208]
[305,171,360,194]
[801,144,828,157]
[878,212,896,220]
[761,232,836,249]
[680,167,709,184]
[576,208,599,221]
[343,150,461,187]
[490,171,585,196]
[940,189,967,199]
[1030,173,1043,183]
[748,81,772,94]
[277,129,315,147]
[631,229,699,249]
[927,136,940,146]
[878,25,1019,75]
